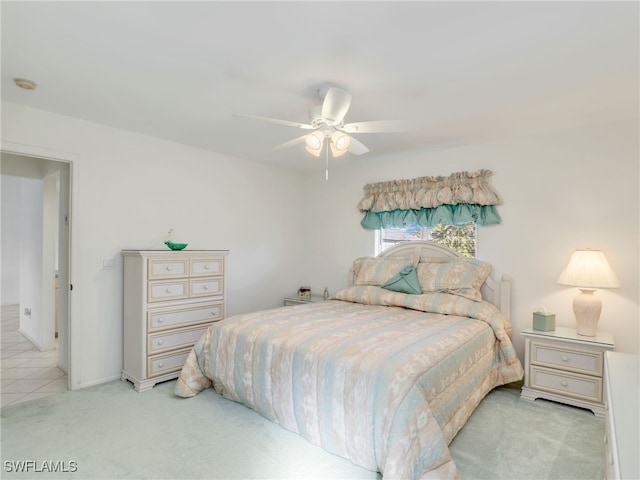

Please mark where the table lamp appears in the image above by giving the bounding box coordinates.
[557,249,620,336]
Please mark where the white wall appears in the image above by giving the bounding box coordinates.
[18,177,44,347]
[3,100,637,389]
[303,119,640,358]
[2,101,308,389]
[1,175,21,305]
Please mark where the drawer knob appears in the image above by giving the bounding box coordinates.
[204,265,210,270]
[157,361,164,368]
[166,265,173,271]
[210,310,217,316]
[203,285,209,290]
[165,288,172,293]
[561,380,569,387]
[157,340,164,345]
[561,355,569,362]
[157,318,163,323]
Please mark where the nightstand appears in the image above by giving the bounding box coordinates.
[520,326,614,417]
[283,295,325,306]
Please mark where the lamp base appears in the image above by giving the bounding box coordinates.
[573,289,602,336]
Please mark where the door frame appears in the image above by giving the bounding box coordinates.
[1,141,77,390]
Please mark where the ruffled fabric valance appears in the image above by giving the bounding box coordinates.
[358,169,502,230]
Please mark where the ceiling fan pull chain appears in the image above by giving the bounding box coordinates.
[325,138,329,180]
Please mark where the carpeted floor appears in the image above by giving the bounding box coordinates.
[0,379,604,479]
[450,382,605,479]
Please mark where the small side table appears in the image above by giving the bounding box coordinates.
[283,295,326,306]
[520,326,614,417]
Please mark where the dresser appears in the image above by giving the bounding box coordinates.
[121,250,229,392]
[604,351,640,480]
[520,326,614,417]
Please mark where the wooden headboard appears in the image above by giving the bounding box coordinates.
[349,241,511,318]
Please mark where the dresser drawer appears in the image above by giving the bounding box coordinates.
[190,277,223,297]
[190,257,224,277]
[147,348,192,378]
[148,280,189,302]
[530,365,602,403]
[147,303,223,331]
[531,341,603,376]
[148,259,188,279]
[147,325,209,355]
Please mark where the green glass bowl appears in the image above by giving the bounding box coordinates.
[164,241,188,250]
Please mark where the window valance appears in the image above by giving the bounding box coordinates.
[358,169,502,230]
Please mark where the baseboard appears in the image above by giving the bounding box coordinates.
[73,374,122,391]
[17,328,43,351]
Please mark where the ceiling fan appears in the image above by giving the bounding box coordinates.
[236,86,416,159]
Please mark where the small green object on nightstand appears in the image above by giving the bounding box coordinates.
[164,241,188,250]
[533,312,555,331]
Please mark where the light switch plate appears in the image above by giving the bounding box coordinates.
[102,258,115,270]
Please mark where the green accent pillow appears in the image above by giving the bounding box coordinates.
[381,266,422,295]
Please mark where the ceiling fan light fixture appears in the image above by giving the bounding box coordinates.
[304,130,323,149]
[330,131,351,157]
[304,130,324,156]
[304,145,322,157]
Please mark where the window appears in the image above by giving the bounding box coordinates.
[375,223,477,257]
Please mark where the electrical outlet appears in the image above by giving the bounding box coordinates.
[24,307,31,316]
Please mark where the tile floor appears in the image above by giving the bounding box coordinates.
[1,304,68,407]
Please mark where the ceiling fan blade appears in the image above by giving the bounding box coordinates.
[341,120,418,133]
[234,113,314,129]
[321,88,352,124]
[273,135,307,150]
[347,136,370,155]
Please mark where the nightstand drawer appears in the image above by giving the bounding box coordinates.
[531,341,603,376]
[284,298,308,306]
[283,295,325,306]
[530,365,603,403]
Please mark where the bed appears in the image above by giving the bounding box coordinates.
[174,242,524,479]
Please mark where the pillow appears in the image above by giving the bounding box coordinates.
[353,254,418,286]
[416,257,491,301]
[381,266,422,294]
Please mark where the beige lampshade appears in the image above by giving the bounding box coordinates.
[557,249,620,288]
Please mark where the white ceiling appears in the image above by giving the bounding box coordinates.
[2,1,638,171]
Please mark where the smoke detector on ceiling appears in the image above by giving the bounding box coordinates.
[14,78,37,90]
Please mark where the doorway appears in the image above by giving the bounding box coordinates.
[1,149,72,402]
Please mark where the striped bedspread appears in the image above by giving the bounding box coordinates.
[175,287,523,479]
